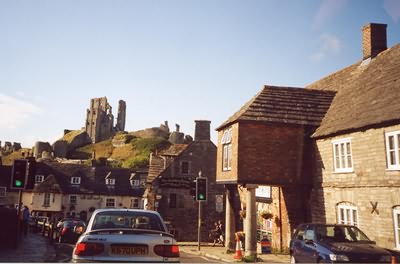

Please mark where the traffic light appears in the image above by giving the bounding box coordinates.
[11,159,28,189]
[196,177,208,201]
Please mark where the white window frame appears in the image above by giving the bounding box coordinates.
[221,128,232,171]
[43,193,51,207]
[332,138,354,173]
[106,178,115,185]
[394,207,400,250]
[69,195,77,205]
[385,131,400,170]
[105,198,115,208]
[130,179,139,187]
[35,175,44,183]
[71,177,81,185]
[337,204,358,226]
[130,198,140,209]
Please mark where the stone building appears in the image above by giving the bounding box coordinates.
[145,120,225,241]
[307,23,400,250]
[85,97,126,143]
[215,22,400,256]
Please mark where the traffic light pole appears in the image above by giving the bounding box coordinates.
[197,200,202,251]
[16,189,22,243]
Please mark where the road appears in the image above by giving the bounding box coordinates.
[53,243,226,263]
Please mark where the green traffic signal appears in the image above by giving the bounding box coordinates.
[11,159,28,189]
[15,180,23,187]
[196,177,207,201]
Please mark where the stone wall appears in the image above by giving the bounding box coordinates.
[311,124,400,249]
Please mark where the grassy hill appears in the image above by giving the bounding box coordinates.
[70,135,171,169]
[1,134,171,169]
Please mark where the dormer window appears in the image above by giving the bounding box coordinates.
[130,179,140,188]
[35,175,45,183]
[106,178,115,185]
[71,177,81,185]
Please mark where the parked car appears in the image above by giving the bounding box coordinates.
[289,223,392,263]
[72,208,180,263]
[56,218,86,244]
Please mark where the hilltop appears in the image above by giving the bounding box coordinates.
[1,123,193,169]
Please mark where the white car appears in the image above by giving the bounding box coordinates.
[72,208,180,263]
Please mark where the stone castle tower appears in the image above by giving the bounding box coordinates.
[85,97,126,143]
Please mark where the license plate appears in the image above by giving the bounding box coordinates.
[111,245,148,256]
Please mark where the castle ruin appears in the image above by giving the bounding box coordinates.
[85,97,126,143]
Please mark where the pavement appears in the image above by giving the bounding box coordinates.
[0,232,290,263]
[178,242,290,263]
[0,232,56,262]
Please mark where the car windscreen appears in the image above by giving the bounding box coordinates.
[92,211,165,232]
[316,225,371,243]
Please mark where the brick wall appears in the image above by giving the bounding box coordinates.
[311,124,400,248]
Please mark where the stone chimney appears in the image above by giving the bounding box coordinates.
[362,23,387,60]
[194,120,211,141]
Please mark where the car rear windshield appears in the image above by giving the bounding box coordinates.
[92,211,165,232]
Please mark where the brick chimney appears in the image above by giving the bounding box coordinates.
[362,23,387,60]
[194,120,211,141]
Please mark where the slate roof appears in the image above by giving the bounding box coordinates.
[216,85,336,130]
[32,161,145,197]
[307,43,400,138]
[147,144,188,184]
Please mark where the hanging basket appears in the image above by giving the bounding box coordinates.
[240,210,246,219]
[260,210,273,220]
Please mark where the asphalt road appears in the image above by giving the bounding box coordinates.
[53,243,224,263]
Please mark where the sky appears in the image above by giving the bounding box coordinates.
[1,0,400,148]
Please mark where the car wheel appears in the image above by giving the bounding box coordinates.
[290,255,297,264]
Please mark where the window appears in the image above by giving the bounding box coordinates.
[71,177,81,185]
[394,207,400,250]
[35,175,44,183]
[130,179,140,187]
[130,198,140,209]
[332,138,353,172]
[181,161,190,174]
[43,193,50,207]
[385,131,400,170]
[221,128,232,171]
[0,187,6,197]
[169,193,177,208]
[69,195,77,205]
[337,204,358,226]
[106,198,115,208]
[106,178,115,185]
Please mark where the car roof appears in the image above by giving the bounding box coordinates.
[297,223,358,228]
[92,208,160,216]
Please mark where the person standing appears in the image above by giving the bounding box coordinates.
[21,206,30,236]
[218,220,224,246]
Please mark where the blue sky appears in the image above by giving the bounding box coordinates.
[1,0,399,148]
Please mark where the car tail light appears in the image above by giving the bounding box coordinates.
[154,245,180,258]
[74,242,104,256]
[61,227,68,236]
